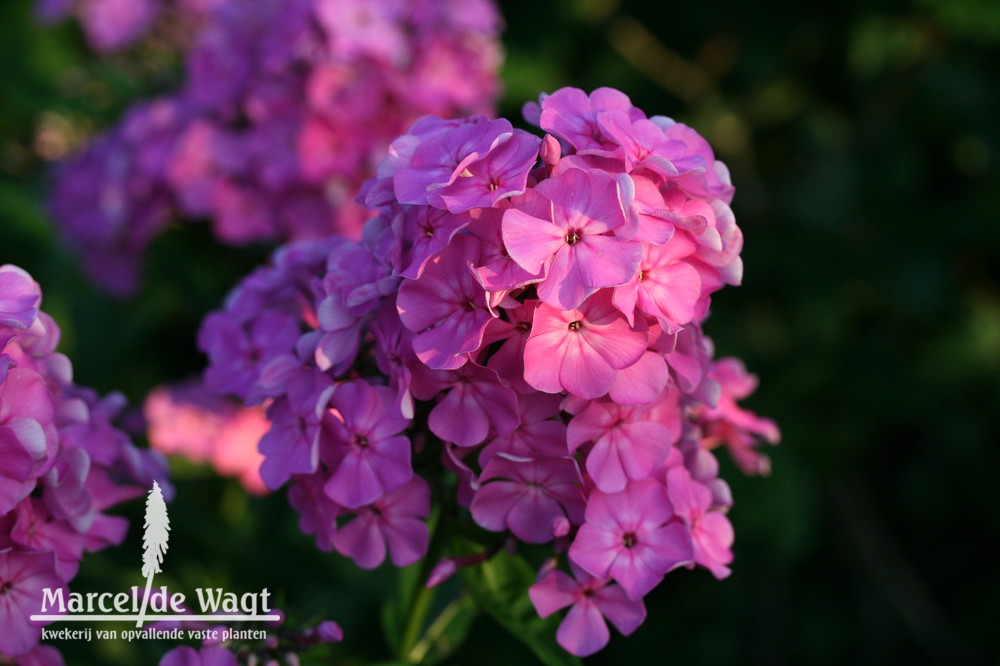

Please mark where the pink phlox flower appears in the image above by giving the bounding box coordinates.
[662,190,743,287]
[397,234,495,370]
[612,231,705,331]
[528,566,645,657]
[606,351,670,406]
[320,380,412,509]
[470,452,585,543]
[502,168,640,310]
[568,392,679,493]
[0,549,66,657]
[655,118,735,203]
[697,358,780,476]
[332,476,430,569]
[477,392,567,467]
[665,466,734,579]
[535,87,644,156]
[523,292,648,400]
[568,478,693,600]
[664,324,718,403]
[427,362,519,447]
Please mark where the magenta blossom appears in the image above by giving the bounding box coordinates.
[523,292,647,400]
[321,381,412,509]
[503,168,640,310]
[569,479,693,600]
[529,567,645,657]
[332,477,430,569]
[666,466,734,579]
[471,453,585,543]
[0,550,66,657]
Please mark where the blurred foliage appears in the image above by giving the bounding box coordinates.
[2,0,999,663]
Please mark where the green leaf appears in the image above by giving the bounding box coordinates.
[457,543,581,666]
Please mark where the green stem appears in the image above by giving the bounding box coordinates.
[399,581,435,661]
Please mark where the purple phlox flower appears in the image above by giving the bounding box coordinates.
[288,473,343,553]
[320,380,412,509]
[370,298,420,419]
[159,645,239,666]
[427,362,519,448]
[523,291,648,400]
[426,129,540,213]
[440,442,479,509]
[397,207,471,279]
[535,87,644,156]
[528,565,645,657]
[332,476,430,569]
[258,369,333,490]
[393,116,514,207]
[397,234,495,370]
[568,393,679,493]
[199,308,301,405]
[480,298,538,393]
[0,360,56,514]
[468,206,544,297]
[568,478,693,600]
[0,549,66,657]
[665,466,734,579]
[477,392,566,467]
[471,452,585,543]
[42,446,94,534]
[503,168,640,310]
[314,240,394,374]
[0,265,41,331]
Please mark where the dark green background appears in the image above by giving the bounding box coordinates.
[2,0,998,663]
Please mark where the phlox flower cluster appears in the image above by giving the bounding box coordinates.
[0,265,170,663]
[199,87,779,657]
[48,0,502,294]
